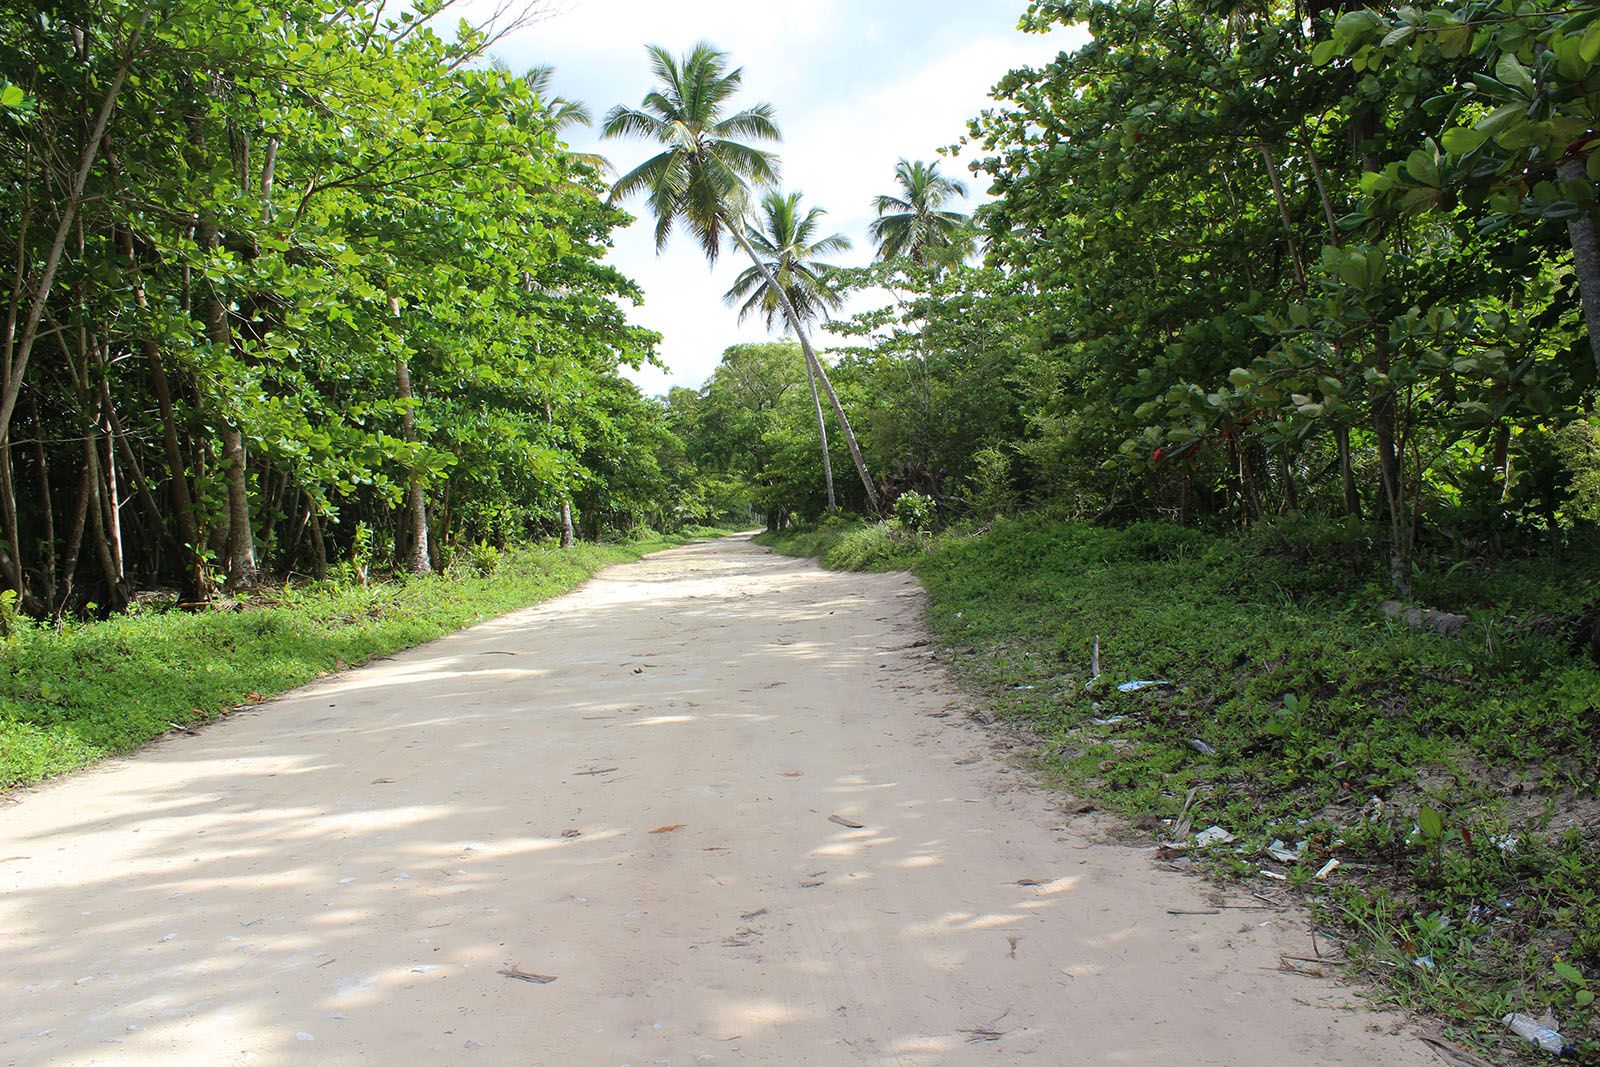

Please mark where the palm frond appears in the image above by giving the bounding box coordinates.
[601,105,668,142]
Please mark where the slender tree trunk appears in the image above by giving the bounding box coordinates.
[219,428,254,586]
[0,7,152,445]
[98,362,170,570]
[1279,451,1299,513]
[83,434,128,612]
[1557,158,1600,376]
[728,226,881,514]
[308,508,328,582]
[58,456,92,615]
[0,431,28,604]
[195,215,257,588]
[30,394,55,608]
[1304,137,1341,242]
[1492,423,1512,503]
[97,382,124,583]
[390,297,430,574]
[1257,144,1308,292]
[1335,424,1360,516]
[145,345,205,602]
[799,344,837,515]
[560,499,574,548]
[1372,332,1409,597]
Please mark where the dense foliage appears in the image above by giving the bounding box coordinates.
[758,516,1600,1057]
[0,0,682,615]
[680,0,1598,594]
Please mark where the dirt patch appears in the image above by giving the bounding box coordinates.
[0,535,1434,1065]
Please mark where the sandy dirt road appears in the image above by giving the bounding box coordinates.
[0,535,1435,1066]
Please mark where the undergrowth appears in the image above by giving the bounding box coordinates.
[0,527,729,789]
[758,516,1600,1062]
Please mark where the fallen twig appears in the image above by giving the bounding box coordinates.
[499,967,557,984]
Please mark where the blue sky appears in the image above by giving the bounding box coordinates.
[483,1,1087,395]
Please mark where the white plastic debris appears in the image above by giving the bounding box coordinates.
[1194,826,1235,847]
[1502,1013,1567,1054]
[1313,858,1341,879]
[1265,839,1305,863]
[1117,680,1172,692]
[1188,738,1217,756]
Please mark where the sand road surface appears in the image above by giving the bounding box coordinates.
[1,535,1434,1066]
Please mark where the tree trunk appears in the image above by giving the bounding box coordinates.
[1557,157,1600,376]
[97,392,124,583]
[220,426,255,587]
[799,346,837,515]
[559,499,574,548]
[195,214,257,589]
[391,296,430,574]
[1372,333,1409,597]
[0,432,29,606]
[1257,144,1308,292]
[145,345,206,602]
[83,435,128,613]
[308,507,328,582]
[728,226,881,514]
[0,7,152,445]
[30,394,56,609]
[57,454,92,615]
[1335,424,1360,516]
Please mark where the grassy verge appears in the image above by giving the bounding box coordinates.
[757,517,1600,1061]
[0,527,732,789]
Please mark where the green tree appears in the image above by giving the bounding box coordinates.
[601,42,882,513]
[724,190,852,513]
[868,158,976,268]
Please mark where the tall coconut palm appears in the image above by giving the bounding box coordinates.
[724,190,852,514]
[602,42,881,513]
[869,158,976,268]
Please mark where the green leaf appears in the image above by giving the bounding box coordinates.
[1418,805,1443,840]
[0,83,23,108]
[1553,960,1585,985]
[1380,25,1415,47]
[1405,148,1440,187]
[1475,103,1528,137]
[1494,53,1535,97]
[1438,25,1471,58]
[1440,127,1487,155]
[1312,39,1339,66]
[1333,10,1382,41]
[1582,21,1600,63]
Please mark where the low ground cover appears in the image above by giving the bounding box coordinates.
[0,528,730,788]
[757,517,1600,1061]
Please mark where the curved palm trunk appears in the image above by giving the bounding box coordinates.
[799,339,836,515]
[728,226,880,514]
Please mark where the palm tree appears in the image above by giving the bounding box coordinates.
[868,159,976,268]
[724,190,852,514]
[602,42,881,513]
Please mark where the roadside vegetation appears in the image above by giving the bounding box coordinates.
[5,2,1598,1058]
[0,527,729,789]
[758,517,1599,1061]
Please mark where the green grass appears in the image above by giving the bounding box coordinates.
[0,527,732,789]
[760,515,1600,1061]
